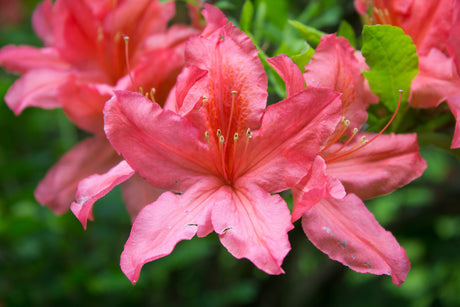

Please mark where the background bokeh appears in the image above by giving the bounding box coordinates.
[1,0,459,306]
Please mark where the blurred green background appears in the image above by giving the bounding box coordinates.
[1,0,459,306]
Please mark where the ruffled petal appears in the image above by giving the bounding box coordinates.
[71,160,135,229]
[304,34,375,130]
[163,65,208,114]
[302,194,410,286]
[212,183,293,275]
[4,69,69,114]
[0,46,68,74]
[325,133,427,200]
[200,4,228,38]
[292,156,345,222]
[266,54,305,97]
[241,87,342,193]
[35,137,120,214]
[184,7,268,129]
[120,177,223,284]
[447,93,460,148]
[104,90,213,192]
[410,49,460,108]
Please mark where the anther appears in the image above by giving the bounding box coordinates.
[344,119,350,127]
[234,133,239,141]
[246,128,252,138]
[205,131,210,139]
[217,129,222,137]
[202,96,208,103]
[219,135,225,143]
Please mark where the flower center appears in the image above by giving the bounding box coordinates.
[202,90,252,184]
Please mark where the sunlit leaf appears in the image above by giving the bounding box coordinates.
[361,25,419,111]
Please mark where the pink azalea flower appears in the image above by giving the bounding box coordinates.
[103,5,343,283]
[0,0,198,216]
[355,0,460,148]
[268,34,427,285]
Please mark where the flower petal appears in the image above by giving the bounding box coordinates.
[292,156,345,222]
[115,48,184,106]
[184,8,268,129]
[0,46,68,74]
[325,132,427,200]
[32,0,55,46]
[241,87,342,193]
[212,183,293,275]
[71,160,135,229]
[104,90,213,192]
[201,4,228,38]
[266,54,305,97]
[4,69,69,114]
[304,34,376,130]
[447,93,460,148]
[120,177,223,284]
[60,79,112,134]
[163,65,208,114]
[410,49,460,108]
[35,137,120,214]
[121,174,164,221]
[302,194,410,286]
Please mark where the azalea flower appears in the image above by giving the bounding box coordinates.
[103,5,343,283]
[0,0,198,216]
[355,0,460,148]
[268,34,427,285]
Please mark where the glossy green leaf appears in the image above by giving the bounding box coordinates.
[361,25,419,111]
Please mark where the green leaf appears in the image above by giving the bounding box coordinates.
[290,43,315,72]
[361,25,419,111]
[253,1,266,43]
[240,0,254,33]
[337,20,356,47]
[288,20,324,47]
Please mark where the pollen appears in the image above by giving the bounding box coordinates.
[246,128,252,138]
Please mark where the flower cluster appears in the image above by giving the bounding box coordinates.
[5,0,458,287]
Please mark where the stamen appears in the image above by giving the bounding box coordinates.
[325,90,403,163]
[329,127,359,155]
[217,129,222,137]
[231,132,239,172]
[218,135,229,182]
[233,128,252,177]
[123,36,137,90]
[150,88,157,103]
[246,128,252,139]
[225,90,237,153]
[320,117,350,154]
